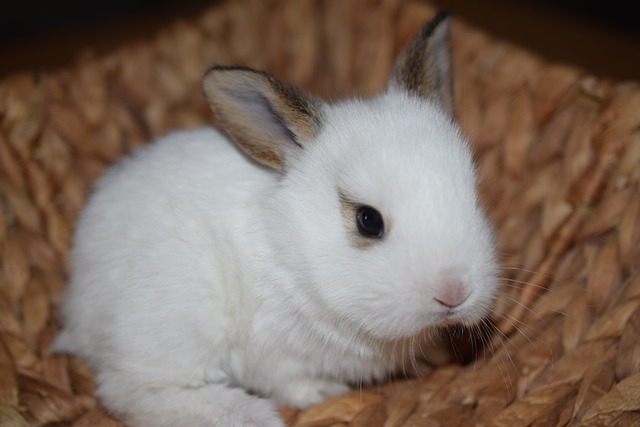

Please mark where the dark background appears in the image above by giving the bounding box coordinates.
[0,0,638,80]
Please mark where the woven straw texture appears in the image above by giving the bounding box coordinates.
[1,0,639,425]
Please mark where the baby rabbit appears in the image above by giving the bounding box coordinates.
[54,12,498,427]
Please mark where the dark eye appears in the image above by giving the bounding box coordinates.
[356,205,384,238]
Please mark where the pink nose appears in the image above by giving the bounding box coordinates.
[434,281,469,308]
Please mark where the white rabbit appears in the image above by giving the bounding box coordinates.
[53,12,498,427]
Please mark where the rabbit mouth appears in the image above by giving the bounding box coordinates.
[431,306,482,328]
[430,309,462,326]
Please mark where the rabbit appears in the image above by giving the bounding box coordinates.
[53,11,498,427]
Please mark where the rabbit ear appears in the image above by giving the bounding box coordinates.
[389,11,455,119]
[202,67,324,171]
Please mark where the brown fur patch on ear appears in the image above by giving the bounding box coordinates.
[231,132,285,170]
[202,66,324,172]
[391,11,456,119]
[264,75,324,145]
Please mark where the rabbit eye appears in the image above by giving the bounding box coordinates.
[356,206,384,238]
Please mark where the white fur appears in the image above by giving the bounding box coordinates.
[54,89,497,426]
[54,20,498,425]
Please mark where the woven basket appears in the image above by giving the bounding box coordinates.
[1,0,639,425]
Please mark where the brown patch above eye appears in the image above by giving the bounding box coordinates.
[338,191,383,249]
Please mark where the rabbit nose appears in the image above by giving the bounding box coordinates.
[434,280,469,308]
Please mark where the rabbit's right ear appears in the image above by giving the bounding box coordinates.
[389,11,455,119]
[203,67,325,172]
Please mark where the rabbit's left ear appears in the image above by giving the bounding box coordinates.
[389,11,455,119]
